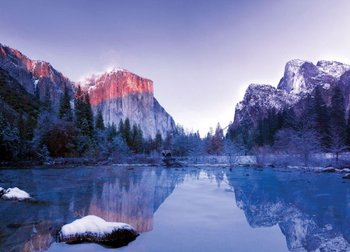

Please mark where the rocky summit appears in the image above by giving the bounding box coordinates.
[232,59,350,128]
[0,43,74,109]
[80,68,176,138]
[0,43,176,138]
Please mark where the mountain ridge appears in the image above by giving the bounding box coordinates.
[0,43,176,138]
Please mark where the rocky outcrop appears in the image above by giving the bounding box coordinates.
[58,215,138,248]
[82,68,176,138]
[0,43,176,138]
[233,59,350,128]
[0,43,74,109]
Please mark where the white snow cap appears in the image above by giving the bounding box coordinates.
[2,187,31,200]
[60,215,134,237]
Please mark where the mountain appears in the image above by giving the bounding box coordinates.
[229,59,350,147]
[0,43,176,139]
[0,43,74,109]
[81,68,176,138]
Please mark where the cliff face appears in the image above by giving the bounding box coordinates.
[233,59,350,128]
[0,43,74,109]
[0,44,176,138]
[82,68,176,138]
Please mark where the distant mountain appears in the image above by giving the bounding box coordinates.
[80,68,176,138]
[228,59,350,148]
[0,44,176,138]
[0,43,74,109]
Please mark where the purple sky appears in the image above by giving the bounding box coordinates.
[1,0,350,135]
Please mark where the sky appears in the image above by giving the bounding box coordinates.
[1,0,350,136]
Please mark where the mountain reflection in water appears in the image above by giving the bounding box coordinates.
[0,166,348,252]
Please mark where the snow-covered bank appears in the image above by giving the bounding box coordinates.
[0,187,31,200]
[58,215,138,247]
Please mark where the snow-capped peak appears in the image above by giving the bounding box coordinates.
[316,60,350,78]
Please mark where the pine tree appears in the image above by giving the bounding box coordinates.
[74,86,94,138]
[95,110,105,130]
[43,86,52,112]
[131,125,144,153]
[313,86,330,149]
[59,85,73,121]
[330,86,347,163]
[154,131,163,152]
[83,93,94,137]
[123,118,132,146]
[330,86,346,136]
[107,123,117,141]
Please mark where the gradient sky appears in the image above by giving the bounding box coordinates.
[1,0,350,135]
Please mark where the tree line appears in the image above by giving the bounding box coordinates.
[227,85,350,164]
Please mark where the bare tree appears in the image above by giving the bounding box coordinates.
[328,130,348,167]
[274,127,320,166]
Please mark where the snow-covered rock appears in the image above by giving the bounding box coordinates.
[342,173,350,179]
[1,187,31,200]
[58,215,138,247]
[232,59,350,131]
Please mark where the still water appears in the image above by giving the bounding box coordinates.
[0,165,349,252]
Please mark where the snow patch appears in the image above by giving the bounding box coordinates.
[60,215,134,238]
[322,83,330,89]
[1,187,31,200]
[33,79,39,89]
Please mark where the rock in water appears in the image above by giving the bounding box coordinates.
[1,187,31,200]
[322,167,336,173]
[58,215,138,248]
[342,173,350,179]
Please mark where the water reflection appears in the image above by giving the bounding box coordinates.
[0,166,187,252]
[0,166,349,252]
[226,168,350,251]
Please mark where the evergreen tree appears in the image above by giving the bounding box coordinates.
[118,119,124,136]
[43,86,52,112]
[74,86,94,138]
[95,110,105,130]
[106,123,117,141]
[59,85,73,121]
[83,93,94,137]
[131,125,144,153]
[330,86,346,137]
[123,118,132,146]
[313,86,330,149]
[153,131,163,152]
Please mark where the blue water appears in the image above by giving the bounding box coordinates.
[0,166,349,252]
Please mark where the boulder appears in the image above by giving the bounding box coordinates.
[342,173,350,179]
[322,167,336,173]
[1,187,31,200]
[58,215,138,248]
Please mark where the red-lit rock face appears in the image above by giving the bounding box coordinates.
[82,68,175,138]
[0,43,74,109]
[85,69,154,106]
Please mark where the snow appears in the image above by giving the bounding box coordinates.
[322,83,330,89]
[317,60,350,78]
[78,67,127,89]
[60,215,134,238]
[1,187,31,200]
[33,79,39,89]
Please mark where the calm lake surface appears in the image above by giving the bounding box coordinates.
[0,165,349,252]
